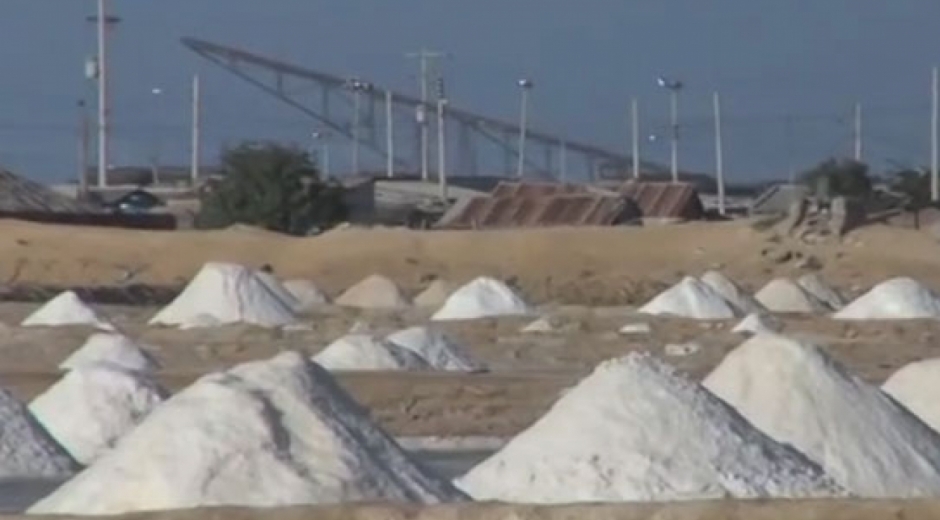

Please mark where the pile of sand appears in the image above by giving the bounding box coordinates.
[150,262,297,328]
[21,291,114,330]
[431,277,532,321]
[638,276,739,320]
[30,364,167,464]
[520,316,559,334]
[413,279,454,308]
[456,353,839,503]
[700,271,766,314]
[313,334,430,371]
[883,359,940,432]
[29,352,464,515]
[386,326,485,372]
[797,273,846,311]
[59,333,160,373]
[282,279,330,310]
[835,277,940,320]
[732,313,781,335]
[336,275,411,310]
[0,389,76,478]
[753,278,827,314]
[704,334,940,497]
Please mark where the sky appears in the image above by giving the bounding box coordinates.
[2,0,940,184]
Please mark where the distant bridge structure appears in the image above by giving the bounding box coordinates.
[182,37,664,181]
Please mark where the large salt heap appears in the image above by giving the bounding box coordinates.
[386,326,485,372]
[22,291,114,330]
[700,271,766,314]
[431,277,532,321]
[313,334,430,371]
[883,359,940,433]
[60,333,160,373]
[0,389,76,478]
[30,364,167,464]
[336,274,411,310]
[282,279,330,310]
[835,277,940,320]
[29,352,464,515]
[456,353,839,503]
[638,276,739,320]
[753,278,827,314]
[149,262,297,328]
[703,334,940,497]
[797,273,846,311]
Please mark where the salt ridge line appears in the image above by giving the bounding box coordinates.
[60,332,160,373]
[704,334,940,497]
[30,352,465,515]
[313,334,431,371]
[457,353,841,503]
[700,271,766,315]
[386,326,485,372]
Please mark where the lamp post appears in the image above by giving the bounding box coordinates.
[86,0,121,189]
[657,76,683,183]
[345,79,373,176]
[312,130,331,178]
[149,87,164,185]
[516,78,534,178]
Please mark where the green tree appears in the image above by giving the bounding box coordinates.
[799,158,873,199]
[196,142,347,234]
[889,168,931,209]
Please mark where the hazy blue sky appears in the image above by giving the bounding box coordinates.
[2,1,940,183]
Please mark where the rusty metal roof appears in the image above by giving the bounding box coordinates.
[618,181,704,220]
[491,181,589,198]
[436,194,640,229]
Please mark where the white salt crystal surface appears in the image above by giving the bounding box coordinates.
[638,276,739,320]
[835,277,940,320]
[432,277,532,321]
[386,326,485,372]
[883,358,940,433]
[313,334,430,371]
[335,275,411,310]
[60,333,159,373]
[21,291,114,330]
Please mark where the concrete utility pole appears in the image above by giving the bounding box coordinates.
[385,90,394,178]
[932,66,939,202]
[713,92,726,216]
[406,49,447,181]
[87,0,120,189]
[657,76,683,183]
[437,97,448,200]
[346,79,373,176]
[559,139,567,182]
[631,97,640,179]
[312,131,330,177]
[190,74,201,186]
[77,100,90,196]
[854,102,863,162]
[516,79,534,178]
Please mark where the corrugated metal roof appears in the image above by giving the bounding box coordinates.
[618,181,704,220]
[436,194,640,229]
[491,181,588,198]
[0,169,100,213]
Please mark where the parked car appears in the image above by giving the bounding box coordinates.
[104,189,165,214]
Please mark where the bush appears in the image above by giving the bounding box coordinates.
[799,158,873,199]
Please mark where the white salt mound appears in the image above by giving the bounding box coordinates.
[313,334,430,371]
[60,333,160,373]
[520,316,557,334]
[386,326,485,372]
[150,262,297,328]
[456,353,839,503]
[29,352,463,515]
[413,279,453,308]
[619,322,652,335]
[638,276,739,320]
[0,389,76,478]
[336,274,411,309]
[883,359,940,433]
[797,273,846,311]
[22,291,114,330]
[30,364,167,465]
[431,277,532,321]
[732,313,781,335]
[703,334,940,497]
[282,279,330,310]
[835,277,940,320]
[753,278,827,314]
[256,271,301,311]
[700,271,766,314]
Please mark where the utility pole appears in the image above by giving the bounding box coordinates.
[713,92,726,216]
[437,98,448,200]
[932,66,938,202]
[385,90,394,178]
[657,77,683,183]
[346,79,373,176]
[631,97,640,179]
[559,140,567,182]
[516,78,534,178]
[190,74,201,186]
[853,102,863,162]
[406,49,447,181]
[87,0,120,189]
[786,115,796,183]
[77,100,90,197]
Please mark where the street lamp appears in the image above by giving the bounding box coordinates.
[516,78,534,178]
[149,87,164,185]
[345,79,373,175]
[657,76,683,183]
[311,130,331,178]
[86,0,121,189]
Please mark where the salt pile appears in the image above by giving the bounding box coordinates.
[22,291,114,330]
[520,316,557,333]
[30,364,167,464]
[0,389,76,478]
[336,274,411,309]
[431,277,532,321]
[703,334,940,497]
[313,334,430,371]
[638,276,739,320]
[732,313,781,335]
[797,273,846,311]
[60,333,160,373]
[619,322,652,335]
[753,278,827,314]
[883,359,940,432]
[30,352,463,514]
[282,279,330,310]
[700,271,766,314]
[256,271,301,311]
[150,262,297,328]
[413,279,453,308]
[386,326,485,372]
[456,353,839,503]
[834,277,940,320]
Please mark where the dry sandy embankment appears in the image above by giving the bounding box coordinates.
[17,500,940,520]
